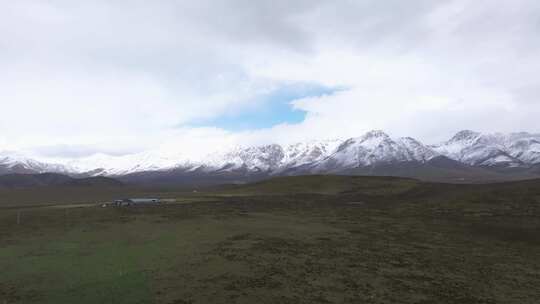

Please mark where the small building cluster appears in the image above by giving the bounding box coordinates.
[113,198,161,207]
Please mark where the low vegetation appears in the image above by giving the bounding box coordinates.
[1,175,539,303]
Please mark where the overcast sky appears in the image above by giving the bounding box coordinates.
[1,0,540,159]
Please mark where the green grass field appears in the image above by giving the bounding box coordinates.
[1,176,540,303]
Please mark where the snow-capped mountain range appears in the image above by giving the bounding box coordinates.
[431,130,540,168]
[0,151,69,175]
[311,131,440,173]
[2,130,540,182]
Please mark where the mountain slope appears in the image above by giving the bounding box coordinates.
[311,131,439,173]
[0,152,69,175]
[432,130,540,168]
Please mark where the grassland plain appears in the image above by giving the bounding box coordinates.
[1,175,539,303]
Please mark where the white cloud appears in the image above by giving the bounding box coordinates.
[1,0,540,160]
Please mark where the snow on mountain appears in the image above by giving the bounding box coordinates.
[432,130,540,167]
[63,140,341,176]
[203,144,285,172]
[431,130,482,159]
[312,131,439,172]
[281,139,342,170]
[0,151,69,174]
[3,130,540,177]
[396,137,440,162]
[506,135,540,164]
[202,139,342,173]
[66,150,199,176]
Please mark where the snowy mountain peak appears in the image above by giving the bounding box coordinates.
[335,130,390,153]
[312,132,439,173]
[0,151,69,174]
[222,144,285,171]
[432,131,540,168]
[398,137,422,145]
[360,130,391,141]
[206,140,343,173]
[397,137,440,162]
[449,130,481,143]
[281,139,342,169]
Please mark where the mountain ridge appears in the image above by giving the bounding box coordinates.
[2,130,540,183]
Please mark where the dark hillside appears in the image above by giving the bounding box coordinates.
[217,175,420,196]
[0,173,72,188]
[0,173,123,189]
[64,176,124,187]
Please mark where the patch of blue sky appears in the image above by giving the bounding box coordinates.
[193,83,343,131]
